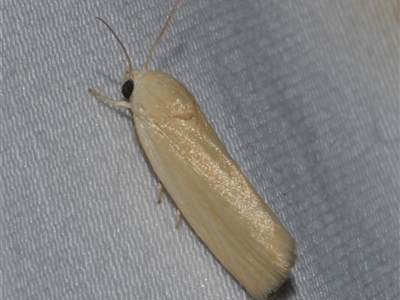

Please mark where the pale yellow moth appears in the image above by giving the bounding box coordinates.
[89,0,296,298]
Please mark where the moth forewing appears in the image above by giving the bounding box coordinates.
[131,71,296,298]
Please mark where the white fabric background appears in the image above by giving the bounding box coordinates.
[2,0,399,299]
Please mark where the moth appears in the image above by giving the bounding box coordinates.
[89,0,296,298]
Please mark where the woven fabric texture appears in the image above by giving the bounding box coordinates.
[2,0,399,299]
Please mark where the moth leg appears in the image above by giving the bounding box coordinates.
[157,181,163,204]
[175,209,182,228]
[89,88,131,109]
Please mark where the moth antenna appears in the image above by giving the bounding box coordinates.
[95,17,133,75]
[143,0,181,70]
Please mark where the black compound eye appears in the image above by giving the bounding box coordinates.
[121,80,134,99]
